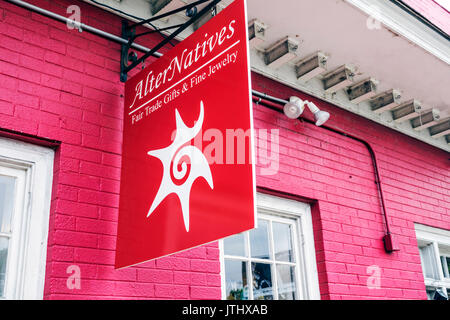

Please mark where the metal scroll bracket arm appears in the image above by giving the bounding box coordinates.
[120,21,138,83]
[119,0,221,83]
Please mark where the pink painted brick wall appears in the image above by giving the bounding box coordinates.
[402,0,450,35]
[0,0,221,300]
[252,73,449,300]
[0,0,449,301]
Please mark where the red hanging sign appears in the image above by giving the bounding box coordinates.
[115,0,256,268]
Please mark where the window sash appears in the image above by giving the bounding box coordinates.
[221,193,320,300]
[419,242,450,288]
[222,213,304,300]
[0,165,27,299]
[0,137,54,300]
[415,224,450,299]
[440,255,450,279]
[224,216,298,262]
[419,243,440,280]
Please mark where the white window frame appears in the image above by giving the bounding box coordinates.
[0,137,54,299]
[0,165,27,299]
[219,192,320,300]
[440,253,450,279]
[415,223,450,298]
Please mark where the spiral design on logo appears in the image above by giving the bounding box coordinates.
[146,101,214,232]
[170,147,193,186]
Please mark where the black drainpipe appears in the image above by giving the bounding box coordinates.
[251,92,399,253]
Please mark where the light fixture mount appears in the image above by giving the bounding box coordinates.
[283,96,305,119]
[283,97,330,126]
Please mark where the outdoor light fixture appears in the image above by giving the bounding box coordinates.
[284,97,330,126]
[283,96,305,119]
[306,101,330,126]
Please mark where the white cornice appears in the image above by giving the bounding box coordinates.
[345,0,450,65]
[250,47,450,152]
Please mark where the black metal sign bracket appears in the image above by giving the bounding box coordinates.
[120,0,221,82]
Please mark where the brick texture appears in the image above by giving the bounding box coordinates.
[0,0,448,301]
[0,0,220,300]
[252,73,449,300]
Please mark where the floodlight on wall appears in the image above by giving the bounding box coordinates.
[283,97,330,126]
[305,101,330,126]
[283,96,305,119]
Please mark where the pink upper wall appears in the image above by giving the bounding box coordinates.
[402,0,450,34]
[0,0,448,300]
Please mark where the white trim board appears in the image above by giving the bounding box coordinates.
[219,192,321,300]
[0,137,54,300]
[250,54,450,153]
[415,224,450,247]
[345,0,450,65]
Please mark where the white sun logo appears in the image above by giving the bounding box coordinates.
[146,101,214,232]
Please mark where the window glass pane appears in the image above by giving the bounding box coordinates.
[251,262,273,300]
[224,233,247,257]
[419,244,439,280]
[272,222,294,262]
[441,256,450,278]
[276,264,297,300]
[0,175,16,234]
[425,286,449,300]
[425,287,435,300]
[447,257,450,278]
[432,287,449,300]
[224,259,248,300]
[0,237,9,297]
[249,220,270,259]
